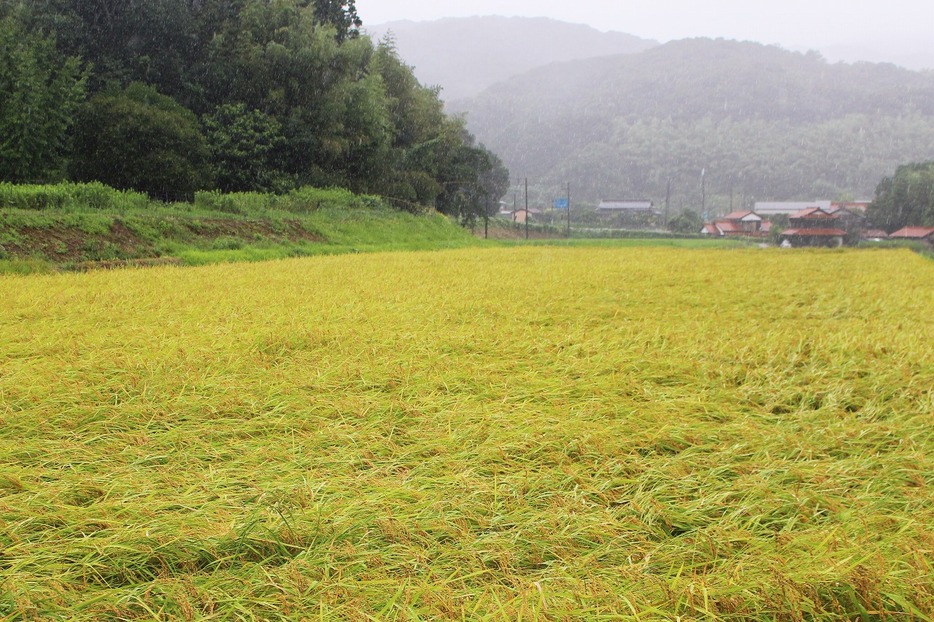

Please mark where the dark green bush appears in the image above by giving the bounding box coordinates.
[70,83,211,202]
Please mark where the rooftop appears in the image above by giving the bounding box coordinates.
[790,207,837,220]
[597,200,655,211]
[722,210,761,221]
[755,200,832,214]
[889,226,934,239]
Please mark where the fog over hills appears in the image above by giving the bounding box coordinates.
[361,16,934,214]
[365,16,933,105]
[816,36,934,73]
[364,16,658,101]
[447,38,934,213]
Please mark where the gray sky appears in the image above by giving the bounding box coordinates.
[362,0,933,67]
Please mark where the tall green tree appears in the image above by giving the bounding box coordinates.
[0,12,85,182]
[201,1,391,191]
[432,121,510,223]
[867,162,934,231]
[11,0,203,101]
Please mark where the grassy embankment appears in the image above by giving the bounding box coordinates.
[0,182,747,274]
[0,183,480,274]
[1,247,932,619]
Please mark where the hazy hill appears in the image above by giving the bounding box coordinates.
[449,38,934,214]
[364,16,657,102]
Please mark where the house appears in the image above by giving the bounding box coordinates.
[701,210,770,237]
[754,200,832,217]
[830,200,871,214]
[779,207,846,247]
[596,199,656,215]
[595,199,659,227]
[596,199,661,225]
[721,210,765,234]
[888,226,934,243]
[510,208,541,224]
[861,229,889,242]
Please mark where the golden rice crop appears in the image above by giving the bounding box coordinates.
[1,247,932,620]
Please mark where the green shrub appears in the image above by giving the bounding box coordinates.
[194,190,269,215]
[0,182,150,211]
[192,187,386,216]
[211,236,245,250]
[70,83,211,202]
[0,258,54,274]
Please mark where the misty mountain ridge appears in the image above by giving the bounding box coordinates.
[364,16,658,101]
[447,38,934,211]
[810,33,934,73]
[455,39,934,124]
[363,16,932,106]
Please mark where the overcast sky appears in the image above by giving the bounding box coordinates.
[362,0,933,66]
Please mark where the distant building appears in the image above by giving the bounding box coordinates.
[595,200,657,215]
[888,226,934,243]
[779,207,846,247]
[754,200,832,217]
[830,200,871,214]
[861,229,889,242]
[701,210,770,237]
[510,208,541,224]
[721,210,764,234]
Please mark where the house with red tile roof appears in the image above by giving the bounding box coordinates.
[700,210,770,238]
[888,226,934,243]
[779,207,846,247]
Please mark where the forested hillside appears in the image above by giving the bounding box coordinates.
[0,0,508,222]
[451,39,934,214]
[365,16,657,101]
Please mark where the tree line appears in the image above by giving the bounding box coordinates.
[0,0,509,222]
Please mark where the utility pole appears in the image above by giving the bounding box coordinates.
[524,177,529,240]
[665,176,671,224]
[701,168,707,220]
[512,189,518,232]
[484,194,489,239]
[566,182,571,238]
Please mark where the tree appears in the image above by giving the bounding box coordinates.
[13,0,206,102]
[433,122,510,224]
[3,0,511,215]
[70,83,211,201]
[203,103,289,192]
[0,12,86,182]
[668,210,703,234]
[311,0,361,43]
[867,162,934,232]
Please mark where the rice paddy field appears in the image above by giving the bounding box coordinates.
[1,246,932,620]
